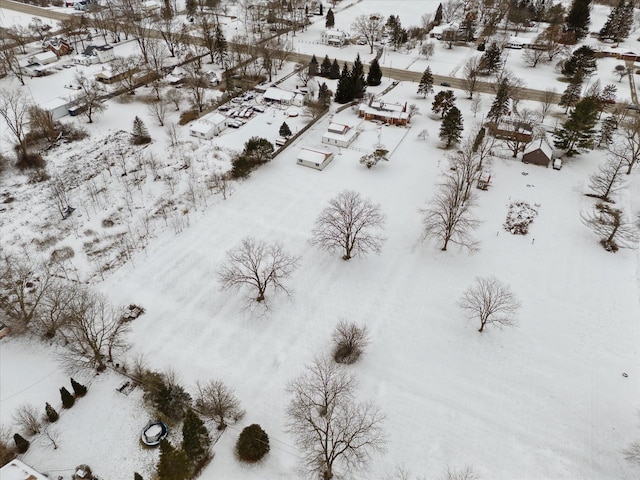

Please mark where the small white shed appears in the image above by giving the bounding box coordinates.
[190,113,227,139]
[42,95,75,120]
[322,123,357,147]
[32,51,58,65]
[296,148,334,171]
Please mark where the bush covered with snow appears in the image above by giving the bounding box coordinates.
[504,201,538,235]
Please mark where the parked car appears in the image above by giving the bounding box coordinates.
[440,81,451,87]
[553,158,562,170]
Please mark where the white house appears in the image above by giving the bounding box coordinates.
[296,147,334,171]
[322,122,358,147]
[42,95,76,120]
[264,87,296,104]
[74,44,115,65]
[30,50,58,65]
[321,29,349,46]
[0,460,49,480]
[189,113,227,139]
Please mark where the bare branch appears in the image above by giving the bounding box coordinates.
[458,277,521,333]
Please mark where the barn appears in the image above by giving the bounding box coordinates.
[296,148,334,171]
[522,139,553,167]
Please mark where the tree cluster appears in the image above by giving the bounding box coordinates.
[335,54,367,104]
[231,137,275,178]
[598,0,634,43]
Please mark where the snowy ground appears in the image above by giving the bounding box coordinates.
[1,1,640,479]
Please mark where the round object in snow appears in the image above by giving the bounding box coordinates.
[141,421,168,446]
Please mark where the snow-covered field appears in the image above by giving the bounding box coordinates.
[1,0,640,479]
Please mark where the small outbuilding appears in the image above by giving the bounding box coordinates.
[30,51,58,65]
[190,113,227,139]
[522,139,553,167]
[321,29,349,46]
[42,95,76,120]
[322,122,358,147]
[296,147,334,171]
[0,460,49,480]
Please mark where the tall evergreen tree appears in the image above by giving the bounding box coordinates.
[157,440,190,480]
[329,58,340,79]
[132,116,151,145]
[182,409,210,464]
[318,82,331,106]
[161,0,173,20]
[14,433,29,454]
[334,63,352,103]
[366,58,382,86]
[45,402,59,422]
[599,0,633,43]
[554,95,600,156]
[279,121,292,138]
[565,0,592,40]
[60,386,75,408]
[440,106,464,147]
[561,46,597,79]
[480,42,502,73]
[325,8,335,28]
[185,0,196,17]
[309,54,318,77]
[134,473,143,480]
[71,378,87,397]
[432,90,456,118]
[598,115,617,147]
[417,66,434,98]
[351,54,367,99]
[487,78,511,122]
[434,3,443,25]
[559,74,584,112]
[214,23,228,68]
[320,55,332,77]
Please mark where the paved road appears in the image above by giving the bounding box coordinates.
[1,0,564,104]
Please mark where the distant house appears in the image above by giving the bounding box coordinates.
[0,460,49,480]
[95,64,137,84]
[522,139,553,167]
[358,100,409,126]
[321,29,349,46]
[487,117,534,143]
[43,37,73,57]
[20,61,49,77]
[263,87,305,106]
[322,122,358,147]
[30,51,58,65]
[74,44,115,65]
[505,36,530,49]
[296,147,334,170]
[42,95,76,120]
[189,113,227,139]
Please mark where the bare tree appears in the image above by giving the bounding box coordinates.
[420,172,481,252]
[165,88,183,111]
[194,380,245,429]
[36,279,76,339]
[0,89,31,160]
[462,56,481,99]
[0,252,52,332]
[218,238,299,303]
[442,466,478,480]
[49,175,72,220]
[74,72,106,124]
[210,172,231,199]
[183,61,209,113]
[608,117,640,175]
[539,88,556,122]
[286,356,386,480]
[311,190,386,260]
[111,55,141,95]
[352,13,385,54]
[44,428,60,450]
[12,404,42,436]
[624,440,640,466]
[442,0,465,23]
[581,203,640,252]
[332,320,370,364]
[0,36,26,85]
[458,277,521,333]
[60,289,130,371]
[524,42,548,68]
[587,157,625,202]
[147,98,169,126]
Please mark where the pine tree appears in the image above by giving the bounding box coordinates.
[157,440,190,480]
[318,82,331,106]
[480,42,502,73]
[599,3,618,41]
[319,3,323,16]
[561,46,597,79]
[320,55,332,77]
[487,78,511,122]
[214,23,228,68]
[565,0,592,40]
[134,474,143,480]
[182,409,210,463]
[60,386,75,408]
[71,378,87,397]
[417,66,434,98]
[351,54,367,99]
[366,58,382,86]
[439,106,464,147]
[325,8,335,29]
[329,59,340,79]
[309,54,318,77]
[185,0,196,17]
[14,433,29,454]
[236,424,270,462]
[434,3,443,25]
[620,0,634,41]
[432,90,456,118]
[598,115,617,147]
[161,0,173,20]
[45,402,59,422]
[334,63,352,103]
[132,116,151,145]
[559,74,584,113]
[553,95,600,156]
[279,121,292,138]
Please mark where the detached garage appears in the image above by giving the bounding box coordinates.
[522,139,553,167]
[296,148,334,171]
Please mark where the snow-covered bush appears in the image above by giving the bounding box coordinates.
[503,202,538,235]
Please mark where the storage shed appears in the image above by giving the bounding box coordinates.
[0,460,49,480]
[189,113,227,139]
[296,148,334,171]
[322,123,358,147]
[42,95,76,120]
[522,139,553,167]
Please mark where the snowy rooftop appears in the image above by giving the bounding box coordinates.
[264,87,295,102]
[0,460,49,480]
[297,148,332,163]
[190,120,214,134]
[524,138,553,158]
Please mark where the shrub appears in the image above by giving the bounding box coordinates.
[60,387,75,408]
[141,370,192,421]
[13,433,29,453]
[178,109,199,126]
[15,151,46,170]
[12,404,42,435]
[332,320,370,364]
[131,116,152,145]
[71,378,87,397]
[182,408,210,464]
[45,402,59,423]
[230,155,253,179]
[134,473,143,480]
[236,424,269,462]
